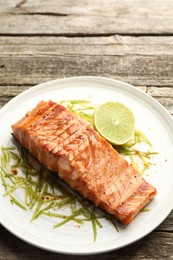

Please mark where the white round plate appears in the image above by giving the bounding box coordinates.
[0,76,173,255]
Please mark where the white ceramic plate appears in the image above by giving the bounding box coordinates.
[0,76,173,255]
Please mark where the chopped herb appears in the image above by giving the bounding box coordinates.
[141,208,150,212]
[107,215,119,232]
[31,183,48,222]
[10,195,27,211]
[53,209,83,229]
[91,210,97,242]
[59,99,94,124]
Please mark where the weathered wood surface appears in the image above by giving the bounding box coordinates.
[0,0,173,35]
[0,36,173,86]
[0,0,173,259]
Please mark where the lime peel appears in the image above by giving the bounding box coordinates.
[93,102,135,145]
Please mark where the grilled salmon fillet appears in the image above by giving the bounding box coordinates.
[12,100,156,224]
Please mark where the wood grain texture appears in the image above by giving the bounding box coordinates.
[1,0,173,35]
[0,36,173,86]
[1,55,172,86]
[1,36,173,56]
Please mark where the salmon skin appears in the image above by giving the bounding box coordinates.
[12,100,156,224]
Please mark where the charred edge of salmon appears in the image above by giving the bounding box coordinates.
[12,100,157,225]
[116,182,157,224]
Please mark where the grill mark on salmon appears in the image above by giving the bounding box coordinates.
[87,131,123,208]
[39,123,80,155]
[12,100,157,224]
[28,115,82,156]
[52,128,87,156]
[37,114,87,156]
[81,136,112,206]
[87,139,116,207]
[87,158,108,207]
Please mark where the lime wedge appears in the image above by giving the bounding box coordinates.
[93,102,135,145]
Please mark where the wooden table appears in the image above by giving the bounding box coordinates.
[0,1,173,259]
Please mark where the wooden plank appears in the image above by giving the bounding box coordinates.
[0,55,172,86]
[148,87,173,97]
[0,36,173,86]
[0,85,29,96]
[0,0,173,35]
[1,36,173,56]
[0,85,29,108]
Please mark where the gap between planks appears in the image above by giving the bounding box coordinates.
[1,33,173,37]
